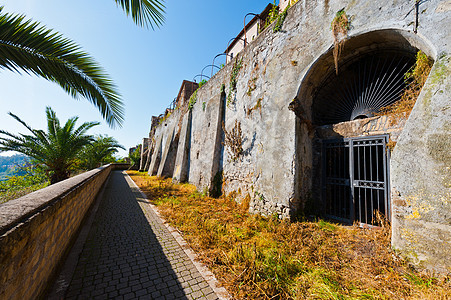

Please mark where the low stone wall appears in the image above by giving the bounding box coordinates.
[0,164,125,299]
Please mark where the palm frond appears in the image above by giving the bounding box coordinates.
[114,0,165,29]
[0,8,124,128]
[6,111,36,134]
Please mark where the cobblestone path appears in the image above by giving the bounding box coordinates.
[63,171,219,300]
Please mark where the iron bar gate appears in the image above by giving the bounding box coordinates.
[322,135,390,225]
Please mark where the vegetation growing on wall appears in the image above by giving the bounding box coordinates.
[246,98,262,116]
[222,120,243,161]
[264,1,279,30]
[377,51,433,122]
[227,58,243,106]
[331,9,351,74]
[186,80,209,111]
[188,89,198,110]
[273,5,289,33]
[158,111,172,124]
[198,79,207,88]
[246,77,257,96]
[263,1,291,33]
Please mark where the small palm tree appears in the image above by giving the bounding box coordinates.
[0,107,99,184]
[79,135,125,170]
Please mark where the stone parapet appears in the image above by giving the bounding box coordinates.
[0,164,124,299]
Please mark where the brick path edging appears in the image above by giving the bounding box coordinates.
[125,172,232,300]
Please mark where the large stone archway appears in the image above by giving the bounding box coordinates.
[293,29,436,218]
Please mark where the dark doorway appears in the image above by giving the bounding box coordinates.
[322,135,390,225]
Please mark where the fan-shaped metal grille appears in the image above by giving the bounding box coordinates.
[313,52,415,125]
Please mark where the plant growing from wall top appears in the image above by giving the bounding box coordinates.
[227,58,243,106]
[331,9,351,74]
[377,51,433,122]
[198,79,207,88]
[158,111,172,124]
[188,89,198,110]
[273,5,289,33]
[186,79,208,111]
[264,1,280,30]
[222,120,243,161]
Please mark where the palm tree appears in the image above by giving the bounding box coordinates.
[79,135,125,170]
[0,107,99,184]
[0,0,165,128]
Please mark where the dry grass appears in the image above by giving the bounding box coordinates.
[377,51,433,123]
[128,171,451,300]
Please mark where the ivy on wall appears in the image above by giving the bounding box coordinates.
[227,58,243,106]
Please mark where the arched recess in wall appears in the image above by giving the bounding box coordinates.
[292,28,436,220]
[295,29,436,125]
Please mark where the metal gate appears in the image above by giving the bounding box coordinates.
[322,135,390,225]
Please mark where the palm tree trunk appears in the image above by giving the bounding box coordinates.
[50,169,69,184]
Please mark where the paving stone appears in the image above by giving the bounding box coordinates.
[165,294,177,300]
[206,293,219,300]
[124,292,135,300]
[151,290,161,298]
[131,283,143,292]
[202,287,214,295]
[135,289,148,297]
[62,171,220,299]
[191,290,204,299]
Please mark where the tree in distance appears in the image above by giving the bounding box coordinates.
[78,135,125,170]
[0,107,99,184]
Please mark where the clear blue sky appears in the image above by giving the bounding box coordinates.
[0,0,271,157]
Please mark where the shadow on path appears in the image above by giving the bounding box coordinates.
[61,171,217,299]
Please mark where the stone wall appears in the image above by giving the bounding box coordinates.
[144,0,450,273]
[391,51,451,274]
[0,164,126,299]
[139,138,150,171]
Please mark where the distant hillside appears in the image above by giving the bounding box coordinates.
[0,154,29,180]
